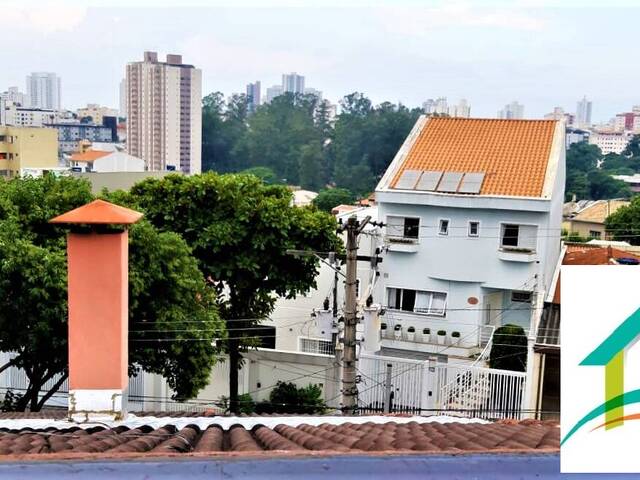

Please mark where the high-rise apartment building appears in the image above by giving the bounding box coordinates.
[265,85,283,103]
[423,97,449,115]
[448,98,471,118]
[125,51,202,174]
[119,79,127,118]
[498,101,525,120]
[282,72,305,95]
[246,81,261,113]
[26,72,61,110]
[1,87,29,107]
[575,96,592,127]
[303,87,323,100]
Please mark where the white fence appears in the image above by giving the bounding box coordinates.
[434,364,527,420]
[357,352,526,420]
[357,353,429,414]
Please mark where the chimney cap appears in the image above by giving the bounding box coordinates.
[50,199,143,225]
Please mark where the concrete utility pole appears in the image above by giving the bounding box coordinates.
[341,215,371,414]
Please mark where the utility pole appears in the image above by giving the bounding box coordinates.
[341,215,371,414]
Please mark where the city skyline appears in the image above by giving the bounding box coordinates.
[0,5,638,121]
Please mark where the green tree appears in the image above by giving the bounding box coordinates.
[241,166,280,185]
[298,141,325,191]
[605,197,640,245]
[623,134,640,158]
[587,170,631,200]
[566,141,601,172]
[255,381,326,414]
[312,188,355,212]
[119,173,341,412]
[0,175,225,410]
[489,324,527,372]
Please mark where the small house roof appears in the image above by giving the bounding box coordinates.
[49,199,143,225]
[581,307,640,366]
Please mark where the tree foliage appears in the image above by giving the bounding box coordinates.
[565,141,632,201]
[0,175,225,410]
[605,196,640,245]
[113,173,342,411]
[489,324,527,372]
[200,91,422,195]
[312,188,355,213]
[255,381,327,414]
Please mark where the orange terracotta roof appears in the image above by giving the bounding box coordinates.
[390,118,558,197]
[69,150,111,162]
[49,199,143,225]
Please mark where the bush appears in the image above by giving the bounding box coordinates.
[219,393,255,414]
[255,381,327,414]
[312,188,355,213]
[489,324,527,372]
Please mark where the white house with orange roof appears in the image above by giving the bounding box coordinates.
[371,117,565,368]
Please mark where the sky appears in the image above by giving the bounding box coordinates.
[2,1,639,122]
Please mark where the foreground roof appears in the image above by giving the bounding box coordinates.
[0,415,558,460]
[383,117,560,198]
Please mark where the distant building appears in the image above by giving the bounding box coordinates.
[119,78,127,118]
[0,87,29,107]
[304,87,323,100]
[0,126,59,178]
[575,96,592,128]
[265,85,283,103]
[565,127,589,148]
[26,72,61,110]
[422,97,449,115]
[2,104,59,127]
[498,101,524,119]
[76,104,118,125]
[282,72,305,95]
[69,149,145,173]
[47,118,117,157]
[448,98,470,118]
[612,174,640,193]
[126,51,202,174]
[613,111,640,132]
[563,199,630,240]
[589,130,630,155]
[246,81,261,113]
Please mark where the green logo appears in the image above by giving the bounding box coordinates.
[562,307,640,445]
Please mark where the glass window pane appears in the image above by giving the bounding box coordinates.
[502,224,519,247]
[430,293,447,315]
[401,289,416,311]
[404,218,419,239]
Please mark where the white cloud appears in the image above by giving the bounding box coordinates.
[2,5,87,34]
[379,2,546,35]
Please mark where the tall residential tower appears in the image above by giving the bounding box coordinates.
[576,96,592,128]
[125,51,202,174]
[26,72,61,110]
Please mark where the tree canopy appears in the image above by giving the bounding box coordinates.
[605,196,640,245]
[312,188,355,213]
[565,141,632,201]
[112,172,342,411]
[0,175,225,410]
[200,91,422,195]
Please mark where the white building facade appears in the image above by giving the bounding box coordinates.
[26,72,61,110]
[125,51,202,174]
[589,131,630,154]
[373,116,565,365]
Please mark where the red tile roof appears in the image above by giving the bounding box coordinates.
[552,245,640,304]
[390,118,558,197]
[0,419,559,459]
[49,199,143,225]
[69,150,111,163]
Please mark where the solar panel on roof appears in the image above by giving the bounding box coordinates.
[436,172,463,192]
[394,170,421,189]
[458,172,485,194]
[415,171,443,191]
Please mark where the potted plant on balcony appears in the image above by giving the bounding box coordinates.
[380,323,387,339]
[437,330,446,345]
[451,331,461,346]
[407,326,416,341]
[394,324,402,340]
[422,328,431,343]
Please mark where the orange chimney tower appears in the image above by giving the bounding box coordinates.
[51,199,143,421]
